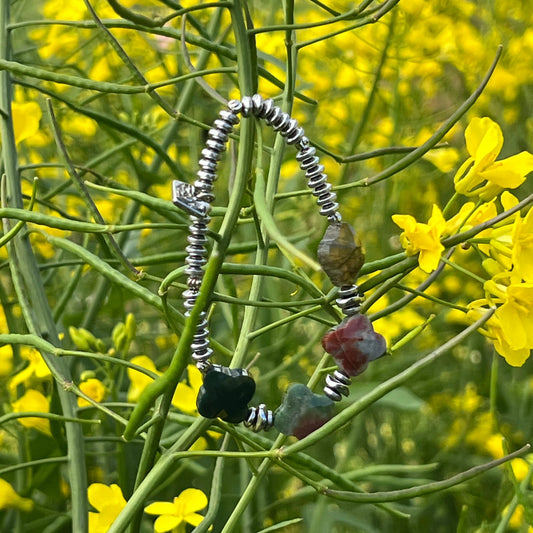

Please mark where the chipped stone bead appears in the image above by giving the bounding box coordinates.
[196,367,256,423]
[321,314,386,377]
[274,384,335,439]
[317,222,365,287]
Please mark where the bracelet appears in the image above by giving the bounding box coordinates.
[172,95,386,439]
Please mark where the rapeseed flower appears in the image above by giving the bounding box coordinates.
[454,117,533,200]
[128,358,202,415]
[485,278,533,353]
[8,102,42,145]
[88,483,127,533]
[467,273,533,366]
[172,366,203,415]
[11,389,51,435]
[392,204,446,272]
[467,304,530,367]
[144,488,207,533]
[0,345,13,377]
[511,206,533,282]
[0,478,34,511]
[78,378,107,408]
[9,347,51,391]
[127,355,161,403]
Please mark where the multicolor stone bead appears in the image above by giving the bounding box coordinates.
[321,314,386,377]
[274,384,335,439]
[317,222,365,287]
[196,366,256,423]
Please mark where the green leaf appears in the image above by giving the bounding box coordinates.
[353,383,425,411]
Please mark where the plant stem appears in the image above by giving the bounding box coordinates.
[0,2,88,530]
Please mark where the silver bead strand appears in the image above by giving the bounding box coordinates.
[295,145,341,223]
[175,106,240,369]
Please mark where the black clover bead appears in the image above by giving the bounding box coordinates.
[196,367,256,424]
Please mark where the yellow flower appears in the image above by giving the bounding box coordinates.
[465,412,500,455]
[512,206,533,282]
[0,478,34,512]
[454,117,533,200]
[78,378,107,407]
[467,277,533,367]
[392,204,446,272]
[128,357,202,415]
[11,389,51,436]
[0,345,13,377]
[510,458,530,482]
[485,278,533,353]
[144,488,207,533]
[504,503,530,530]
[88,483,127,533]
[127,355,161,403]
[484,433,505,459]
[9,346,52,391]
[9,102,42,145]
[171,365,203,415]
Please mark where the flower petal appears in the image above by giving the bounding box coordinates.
[88,484,115,512]
[429,204,446,234]
[144,501,177,515]
[171,382,197,414]
[11,102,42,145]
[154,514,181,533]
[497,302,528,349]
[419,247,443,273]
[188,365,204,393]
[392,214,417,231]
[185,511,207,527]
[11,389,51,435]
[178,488,208,515]
[494,338,531,367]
[0,478,34,511]
[465,117,502,169]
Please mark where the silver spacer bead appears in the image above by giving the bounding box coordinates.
[244,404,275,431]
[324,370,351,401]
[336,285,363,316]
[241,96,254,117]
[227,99,243,114]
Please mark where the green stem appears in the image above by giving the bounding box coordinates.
[0,2,88,530]
[282,308,495,455]
[494,460,533,533]
[46,99,140,276]
[339,46,502,191]
[0,57,235,96]
[324,445,530,503]
[339,10,395,185]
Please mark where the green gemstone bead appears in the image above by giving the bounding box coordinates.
[274,384,334,439]
[317,222,365,287]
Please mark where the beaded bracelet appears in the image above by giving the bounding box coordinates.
[172,95,386,439]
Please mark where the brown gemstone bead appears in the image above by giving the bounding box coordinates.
[317,222,365,287]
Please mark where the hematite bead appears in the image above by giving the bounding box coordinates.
[317,222,365,287]
[274,384,335,439]
[196,366,256,423]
